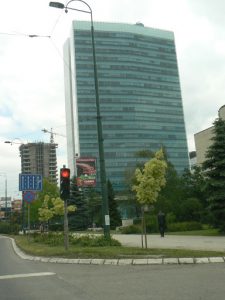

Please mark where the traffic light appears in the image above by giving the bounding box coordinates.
[60,167,70,200]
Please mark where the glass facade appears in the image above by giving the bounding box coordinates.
[64,21,189,191]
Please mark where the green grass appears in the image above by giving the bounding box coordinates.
[13,235,225,259]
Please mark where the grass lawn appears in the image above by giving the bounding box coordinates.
[13,235,225,259]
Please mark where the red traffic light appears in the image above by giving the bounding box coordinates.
[60,168,70,178]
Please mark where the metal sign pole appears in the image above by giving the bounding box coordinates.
[28,204,30,241]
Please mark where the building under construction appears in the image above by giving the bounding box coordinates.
[19,141,58,184]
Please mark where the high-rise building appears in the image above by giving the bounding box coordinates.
[19,142,58,184]
[64,21,189,191]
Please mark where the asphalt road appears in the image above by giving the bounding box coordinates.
[1,235,225,300]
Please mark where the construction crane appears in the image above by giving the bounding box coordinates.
[42,128,66,144]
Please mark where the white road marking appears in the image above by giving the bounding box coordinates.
[0,272,56,280]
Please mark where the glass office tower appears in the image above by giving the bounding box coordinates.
[64,21,189,191]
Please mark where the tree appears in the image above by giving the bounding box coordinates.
[202,117,225,232]
[29,179,59,227]
[132,149,167,247]
[38,195,76,225]
[86,188,102,227]
[156,161,183,217]
[108,180,122,229]
[68,176,89,230]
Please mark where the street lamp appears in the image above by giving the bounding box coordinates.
[4,138,27,145]
[49,0,110,237]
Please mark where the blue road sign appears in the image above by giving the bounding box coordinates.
[23,191,35,204]
[19,174,43,191]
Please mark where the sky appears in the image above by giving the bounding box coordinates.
[0,0,225,198]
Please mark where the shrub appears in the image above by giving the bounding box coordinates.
[120,225,142,234]
[32,232,64,246]
[70,234,121,247]
[48,223,63,231]
[133,218,142,225]
[0,222,20,234]
[167,221,202,232]
[145,215,158,233]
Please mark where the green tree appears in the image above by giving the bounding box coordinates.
[156,161,183,217]
[68,176,89,230]
[107,180,122,229]
[38,195,76,224]
[132,149,167,247]
[29,179,59,226]
[202,117,225,232]
[86,188,102,227]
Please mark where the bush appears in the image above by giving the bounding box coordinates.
[145,215,158,233]
[48,223,63,231]
[120,225,142,234]
[31,232,121,247]
[32,232,64,246]
[0,222,20,234]
[133,218,142,225]
[167,221,202,232]
[70,234,121,247]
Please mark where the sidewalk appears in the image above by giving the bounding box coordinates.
[112,234,225,251]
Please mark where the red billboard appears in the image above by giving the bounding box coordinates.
[76,157,96,187]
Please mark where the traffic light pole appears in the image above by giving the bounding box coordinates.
[60,166,70,250]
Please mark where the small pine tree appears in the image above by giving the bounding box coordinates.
[108,180,122,229]
[203,117,225,232]
[68,176,89,230]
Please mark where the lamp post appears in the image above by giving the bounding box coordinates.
[49,0,110,237]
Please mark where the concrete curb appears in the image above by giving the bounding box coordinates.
[10,238,225,266]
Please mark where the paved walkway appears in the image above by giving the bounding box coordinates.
[8,234,225,266]
[113,234,225,251]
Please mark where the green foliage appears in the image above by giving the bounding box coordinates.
[167,221,202,232]
[119,224,142,234]
[31,232,121,247]
[202,117,225,232]
[68,176,89,230]
[29,179,59,225]
[86,188,102,227]
[132,148,167,205]
[32,232,64,246]
[178,197,203,222]
[38,195,76,222]
[70,234,121,247]
[145,214,159,233]
[0,222,20,234]
[108,180,122,229]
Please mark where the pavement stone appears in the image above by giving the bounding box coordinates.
[118,259,133,265]
[104,259,118,265]
[133,259,148,265]
[163,258,179,264]
[79,259,92,264]
[178,258,194,264]
[147,258,163,264]
[91,259,105,265]
[195,257,209,264]
[208,257,224,263]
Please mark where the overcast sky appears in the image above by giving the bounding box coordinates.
[0,0,225,198]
